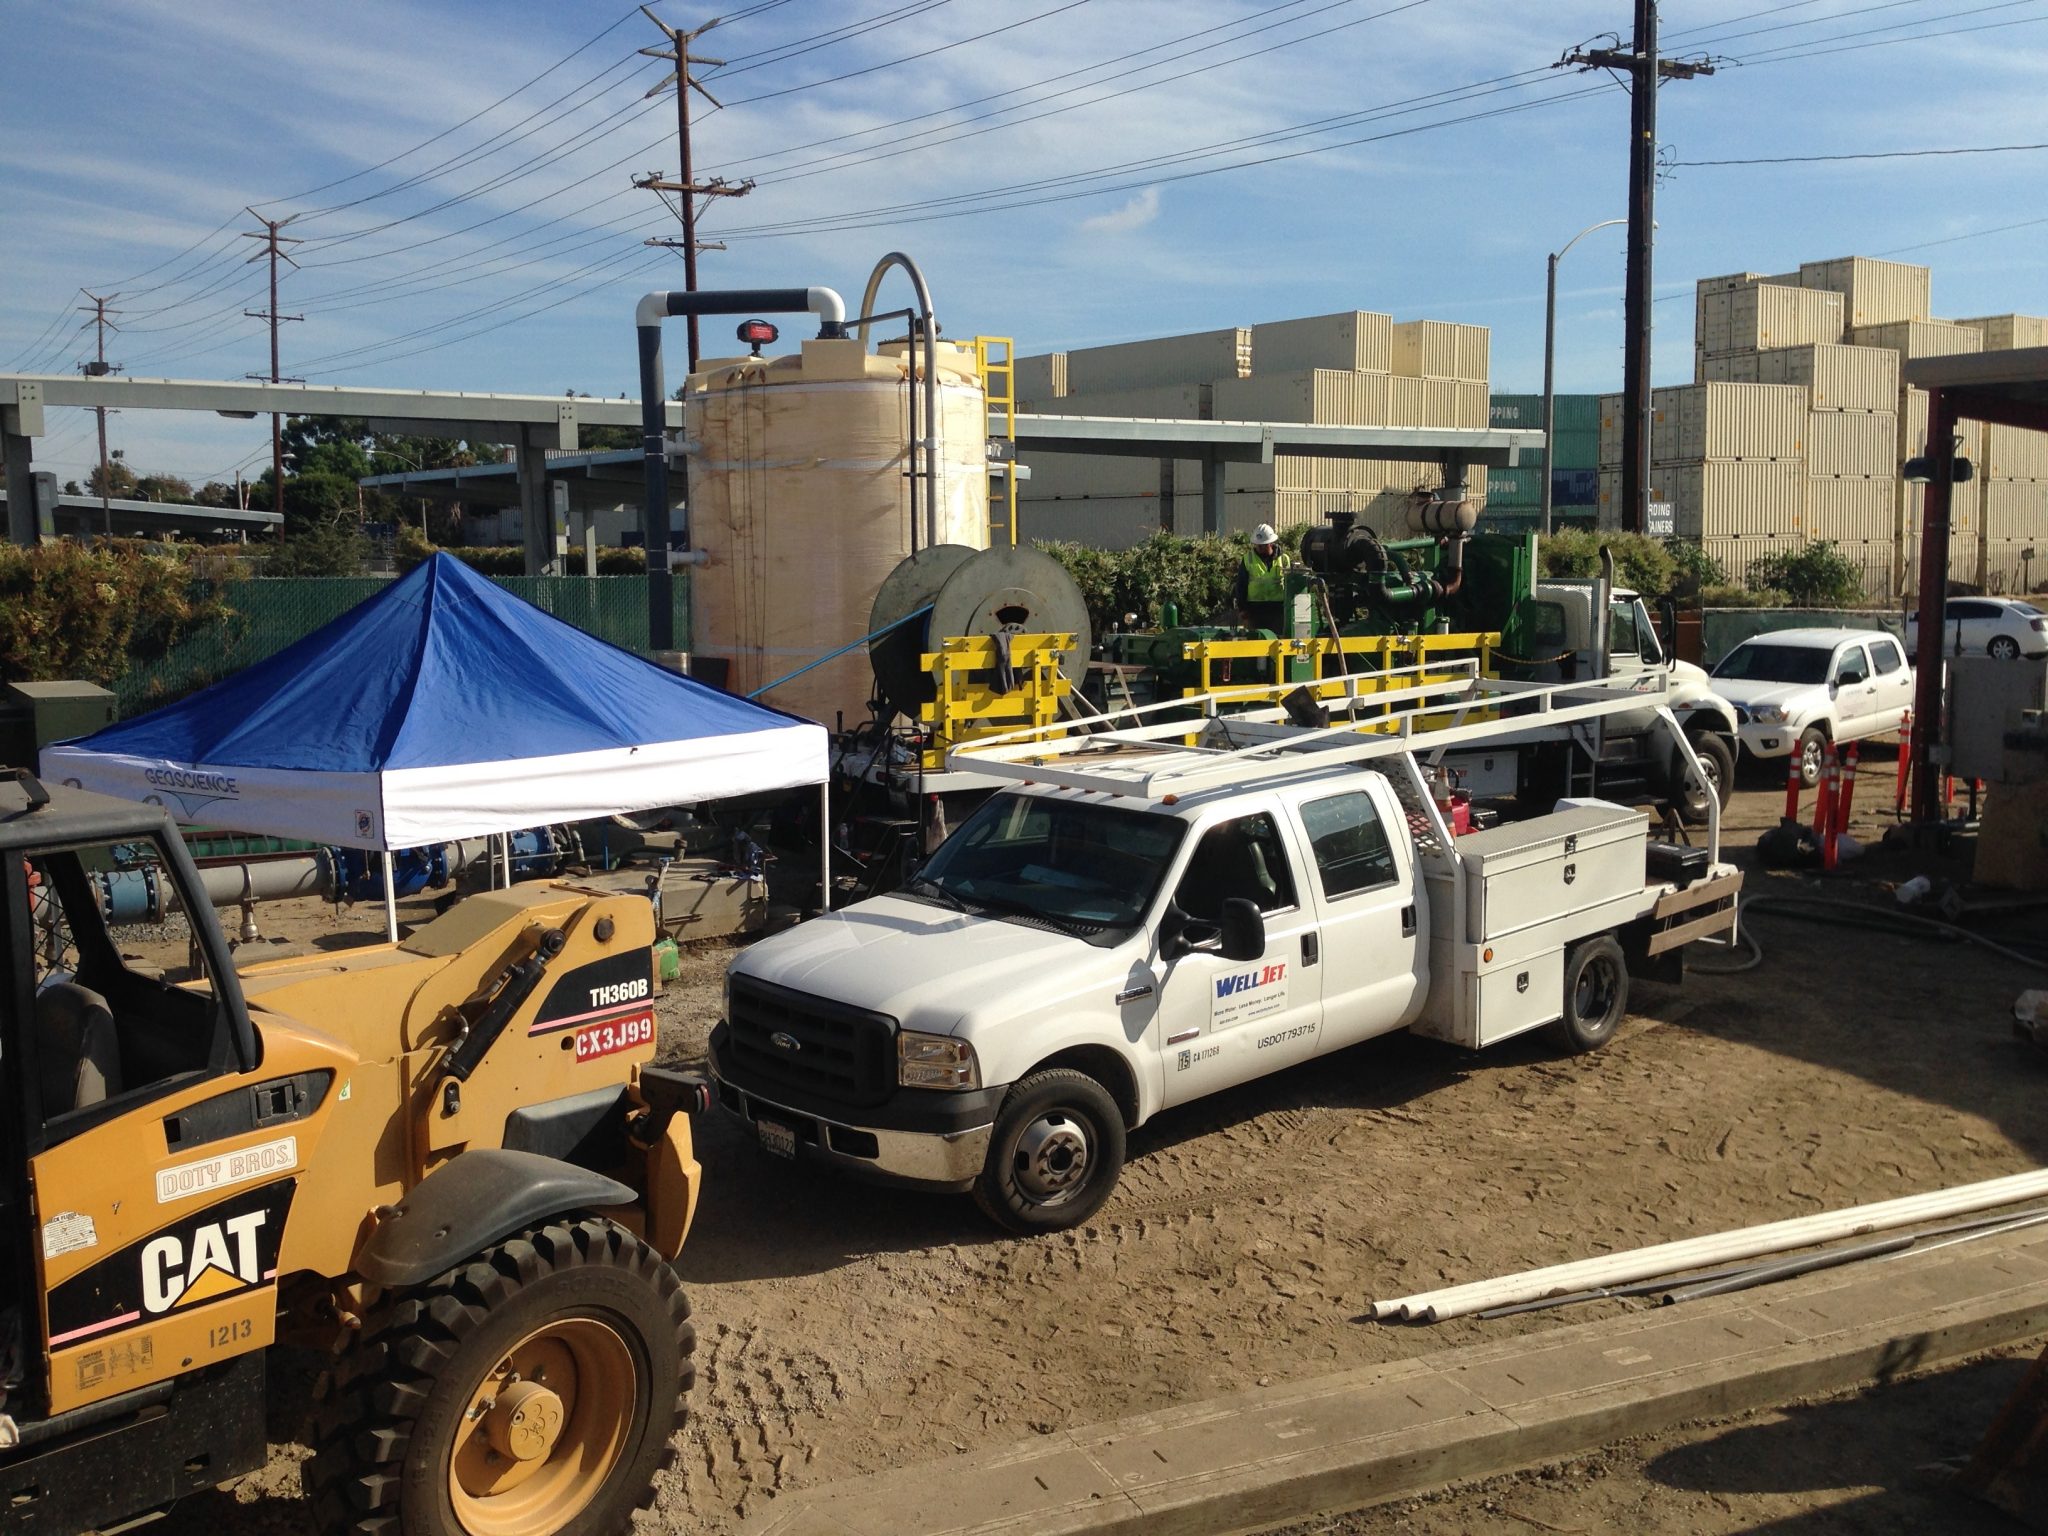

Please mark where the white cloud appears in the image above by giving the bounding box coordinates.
[1079,186,1161,235]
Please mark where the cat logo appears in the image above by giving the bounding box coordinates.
[142,1211,268,1315]
[46,1180,295,1349]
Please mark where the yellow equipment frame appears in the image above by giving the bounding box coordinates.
[919,631,1073,771]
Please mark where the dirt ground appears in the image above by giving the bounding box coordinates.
[144,747,2048,1535]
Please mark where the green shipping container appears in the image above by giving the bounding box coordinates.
[1490,393,1601,434]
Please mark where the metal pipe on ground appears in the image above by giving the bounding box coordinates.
[1368,1167,2048,1323]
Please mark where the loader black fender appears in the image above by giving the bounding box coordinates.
[354,1147,635,1289]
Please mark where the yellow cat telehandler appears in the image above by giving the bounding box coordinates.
[0,769,706,1534]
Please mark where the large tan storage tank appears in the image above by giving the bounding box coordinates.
[684,336,988,723]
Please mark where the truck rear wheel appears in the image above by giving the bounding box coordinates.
[973,1068,1125,1234]
[308,1216,693,1536]
[1553,934,1628,1054]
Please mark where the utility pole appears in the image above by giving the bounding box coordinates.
[634,5,754,372]
[1563,4,1711,535]
[77,291,122,537]
[241,211,303,515]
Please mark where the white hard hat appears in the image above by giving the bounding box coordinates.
[1251,523,1278,545]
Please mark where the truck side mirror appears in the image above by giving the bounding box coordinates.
[1218,898,1265,963]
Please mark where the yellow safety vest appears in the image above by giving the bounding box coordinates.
[1243,549,1289,604]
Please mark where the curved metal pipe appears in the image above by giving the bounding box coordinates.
[856,253,941,551]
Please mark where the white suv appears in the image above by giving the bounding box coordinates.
[1905,596,2048,660]
[1709,628,1914,786]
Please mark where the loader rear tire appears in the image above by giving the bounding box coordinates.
[308,1216,692,1536]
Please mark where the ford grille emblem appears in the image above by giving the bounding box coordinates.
[769,1031,802,1052]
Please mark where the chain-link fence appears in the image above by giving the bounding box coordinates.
[1701,607,1905,667]
[118,575,689,715]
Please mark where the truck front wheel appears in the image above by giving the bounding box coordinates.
[973,1068,1126,1234]
[309,1216,693,1536]
[1674,731,1735,824]
[1553,935,1628,1054]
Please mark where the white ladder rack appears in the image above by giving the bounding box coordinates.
[949,663,1682,804]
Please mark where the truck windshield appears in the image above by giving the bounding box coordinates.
[910,792,1185,941]
[1711,642,1829,685]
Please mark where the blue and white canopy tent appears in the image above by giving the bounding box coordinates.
[44,554,829,938]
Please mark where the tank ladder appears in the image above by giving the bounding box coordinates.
[975,335,1017,546]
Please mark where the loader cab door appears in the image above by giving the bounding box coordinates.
[2,834,298,1418]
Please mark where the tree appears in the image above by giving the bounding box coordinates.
[281,469,357,529]
[194,481,241,507]
[62,480,79,495]
[264,515,369,577]
[86,460,137,498]
[133,473,195,504]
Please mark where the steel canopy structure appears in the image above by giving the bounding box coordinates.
[0,373,685,570]
[0,491,282,541]
[1901,345,2048,824]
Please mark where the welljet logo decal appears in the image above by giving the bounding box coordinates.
[1215,962,1287,999]
[140,764,242,820]
[1211,960,1290,1028]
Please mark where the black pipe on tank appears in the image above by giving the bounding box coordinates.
[635,286,849,650]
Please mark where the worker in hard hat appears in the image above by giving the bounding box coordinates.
[1233,523,1291,637]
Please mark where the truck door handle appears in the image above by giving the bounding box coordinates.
[1400,904,1417,937]
[1301,932,1319,967]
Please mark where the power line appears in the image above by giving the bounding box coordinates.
[1676,140,2048,165]
[634,6,755,371]
[241,213,304,504]
[724,0,1443,196]
[255,4,648,211]
[1562,2,1715,538]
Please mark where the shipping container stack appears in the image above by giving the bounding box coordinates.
[1950,314,2048,592]
[1650,254,2048,596]
[1009,310,1490,548]
[1486,393,1601,532]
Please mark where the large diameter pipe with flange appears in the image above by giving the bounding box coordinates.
[635,286,848,651]
[1368,1166,2048,1322]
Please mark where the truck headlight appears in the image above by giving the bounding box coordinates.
[1752,705,1788,724]
[898,1031,980,1090]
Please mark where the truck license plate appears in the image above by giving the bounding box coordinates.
[756,1116,798,1159]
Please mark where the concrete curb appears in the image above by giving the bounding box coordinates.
[740,1225,2048,1536]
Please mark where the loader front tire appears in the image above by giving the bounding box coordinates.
[308,1216,692,1536]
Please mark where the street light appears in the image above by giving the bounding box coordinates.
[1542,218,1629,537]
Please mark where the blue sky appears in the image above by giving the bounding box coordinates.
[4,0,2046,488]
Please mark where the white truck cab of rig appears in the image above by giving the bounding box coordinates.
[710,666,1743,1232]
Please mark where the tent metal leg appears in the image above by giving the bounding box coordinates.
[382,850,398,942]
[819,783,831,913]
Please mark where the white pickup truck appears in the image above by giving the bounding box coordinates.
[710,669,1742,1232]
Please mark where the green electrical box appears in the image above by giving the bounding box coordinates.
[1,681,118,771]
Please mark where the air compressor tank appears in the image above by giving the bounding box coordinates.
[684,336,989,724]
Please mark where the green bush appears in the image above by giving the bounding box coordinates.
[1038,528,1308,635]
[394,528,648,576]
[1538,530,1677,598]
[1699,583,1791,609]
[262,516,371,577]
[1743,539,1865,606]
[1663,539,1727,598]
[0,541,234,687]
